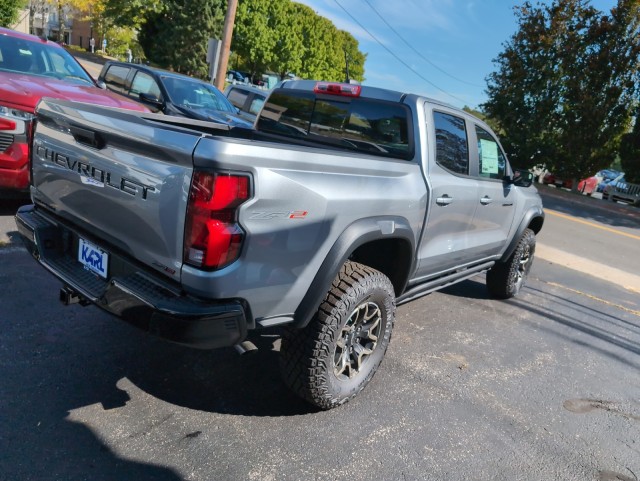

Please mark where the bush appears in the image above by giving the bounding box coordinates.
[102,26,142,62]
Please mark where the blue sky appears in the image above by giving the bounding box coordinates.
[295,0,617,109]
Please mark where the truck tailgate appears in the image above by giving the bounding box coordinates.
[31,98,202,283]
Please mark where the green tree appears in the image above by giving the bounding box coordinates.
[138,0,225,78]
[337,29,366,82]
[297,11,336,80]
[1,0,26,27]
[462,106,501,136]
[233,0,366,82]
[270,0,304,80]
[102,0,164,29]
[620,115,640,183]
[484,0,640,188]
[233,0,279,81]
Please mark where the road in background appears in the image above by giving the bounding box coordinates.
[535,186,640,293]
[75,53,106,79]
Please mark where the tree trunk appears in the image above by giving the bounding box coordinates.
[57,1,65,43]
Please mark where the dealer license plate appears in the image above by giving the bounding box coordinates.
[78,237,109,279]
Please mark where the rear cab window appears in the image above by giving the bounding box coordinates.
[257,90,413,160]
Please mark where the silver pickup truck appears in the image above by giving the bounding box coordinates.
[16,80,544,409]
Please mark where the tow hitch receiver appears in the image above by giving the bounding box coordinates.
[59,286,90,306]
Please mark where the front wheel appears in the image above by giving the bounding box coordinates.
[486,228,536,299]
[279,261,395,409]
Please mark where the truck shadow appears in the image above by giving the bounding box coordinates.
[438,277,490,300]
[1,300,315,479]
[1,254,187,479]
[437,275,640,370]
[2,249,321,479]
[115,327,318,417]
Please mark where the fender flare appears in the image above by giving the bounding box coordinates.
[500,206,545,262]
[293,216,416,329]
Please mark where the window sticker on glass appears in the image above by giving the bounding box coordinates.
[480,139,499,175]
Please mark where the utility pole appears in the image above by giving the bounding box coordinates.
[214,0,238,91]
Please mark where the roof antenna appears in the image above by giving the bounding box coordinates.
[344,48,350,84]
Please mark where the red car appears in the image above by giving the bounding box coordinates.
[0,28,149,196]
[577,175,599,195]
[542,172,573,189]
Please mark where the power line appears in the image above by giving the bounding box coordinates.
[332,0,467,105]
[361,0,484,88]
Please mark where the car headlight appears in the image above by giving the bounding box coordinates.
[0,105,35,120]
[0,105,34,135]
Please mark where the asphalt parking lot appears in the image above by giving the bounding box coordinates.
[1,187,639,481]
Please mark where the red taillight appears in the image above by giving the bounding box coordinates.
[314,82,362,97]
[184,171,251,270]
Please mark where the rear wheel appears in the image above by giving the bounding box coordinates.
[280,261,395,409]
[487,228,536,299]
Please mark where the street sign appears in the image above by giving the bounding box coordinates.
[207,38,221,84]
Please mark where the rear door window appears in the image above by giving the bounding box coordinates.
[258,90,412,160]
[433,111,469,175]
[104,65,130,94]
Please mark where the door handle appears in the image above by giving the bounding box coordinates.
[436,195,453,206]
[480,196,493,205]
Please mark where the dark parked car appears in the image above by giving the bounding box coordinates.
[224,84,267,123]
[98,61,252,128]
[226,70,246,82]
[596,169,624,193]
[602,174,640,206]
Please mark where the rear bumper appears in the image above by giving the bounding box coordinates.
[15,204,248,349]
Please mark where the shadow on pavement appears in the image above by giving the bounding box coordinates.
[0,198,30,215]
[434,274,640,372]
[0,250,316,480]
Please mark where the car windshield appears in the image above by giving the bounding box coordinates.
[0,34,93,84]
[162,76,235,113]
[603,170,623,181]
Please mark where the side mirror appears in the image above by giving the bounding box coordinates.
[96,79,107,89]
[507,169,534,188]
[138,92,164,109]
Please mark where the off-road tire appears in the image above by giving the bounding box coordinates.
[279,261,395,410]
[486,228,536,299]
